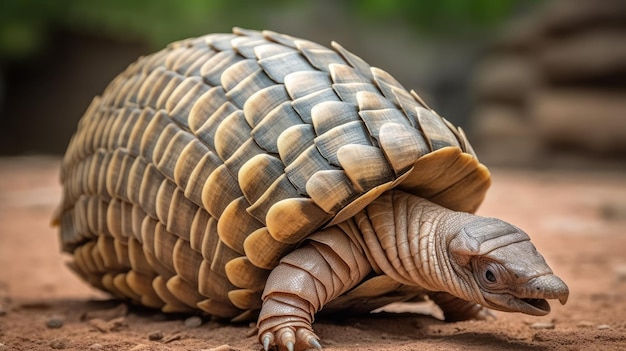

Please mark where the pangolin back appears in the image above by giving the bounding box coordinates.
[55,27,490,319]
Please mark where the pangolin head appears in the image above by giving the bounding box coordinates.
[448,218,569,315]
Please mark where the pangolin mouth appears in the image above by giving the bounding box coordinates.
[483,293,559,316]
[519,298,550,314]
[483,274,569,315]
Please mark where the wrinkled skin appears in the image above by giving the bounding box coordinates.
[449,217,569,316]
[258,191,569,351]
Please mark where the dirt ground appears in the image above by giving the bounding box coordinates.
[0,157,625,351]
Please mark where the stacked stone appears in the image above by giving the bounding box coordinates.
[471,0,626,165]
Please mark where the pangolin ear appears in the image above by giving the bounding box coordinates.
[449,228,480,267]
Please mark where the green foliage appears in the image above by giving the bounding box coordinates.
[0,0,287,59]
[352,0,540,34]
[0,0,537,59]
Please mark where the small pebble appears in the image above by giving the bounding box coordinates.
[577,321,594,328]
[184,316,203,328]
[615,265,626,282]
[151,313,168,322]
[532,332,550,342]
[107,317,128,332]
[88,318,108,332]
[89,343,104,349]
[323,338,337,345]
[129,344,150,351]
[46,317,64,329]
[148,331,163,341]
[207,345,236,351]
[0,305,6,317]
[530,322,555,330]
[50,338,68,349]
[163,334,182,343]
[88,316,127,332]
[84,303,128,321]
[597,324,612,330]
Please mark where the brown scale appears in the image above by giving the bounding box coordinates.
[246,174,300,224]
[166,77,211,128]
[292,88,341,124]
[201,50,244,87]
[222,59,274,108]
[55,28,491,324]
[189,208,212,253]
[252,103,303,154]
[217,197,264,254]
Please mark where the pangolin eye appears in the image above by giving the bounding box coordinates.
[485,269,496,283]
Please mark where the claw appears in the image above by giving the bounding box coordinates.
[260,326,322,351]
[484,309,497,320]
[261,332,273,351]
[309,338,322,350]
[295,328,321,350]
[476,307,497,320]
[277,327,296,350]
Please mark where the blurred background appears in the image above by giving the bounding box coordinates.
[0,0,624,169]
[1,3,626,347]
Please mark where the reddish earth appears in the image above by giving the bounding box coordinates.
[1,157,625,350]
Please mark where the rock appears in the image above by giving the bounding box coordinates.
[598,324,612,330]
[148,331,163,341]
[539,0,626,33]
[163,334,182,343]
[577,321,594,328]
[88,318,109,332]
[0,305,6,317]
[46,316,64,329]
[530,322,555,330]
[244,325,257,338]
[615,265,626,282]
[88,316,128,332]
[531,90,626,153]
[532,332,550,342]
[106,316,128,332]
[473,55,537,103]
[471,105,540,166]
[184,316,203,328]
[600,202,626,221]
[50,338,68,349]
[471,0,626,164]
[472,105,531,139]
[206,345,237,351]
[151,313,168,321]
[537,30,626,83]
[89,343,104,349]
[84,303,128,321]
[128,344,150,351]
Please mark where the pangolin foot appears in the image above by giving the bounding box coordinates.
[261,327,322,351]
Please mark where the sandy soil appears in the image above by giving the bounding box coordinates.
[0,157,625,351]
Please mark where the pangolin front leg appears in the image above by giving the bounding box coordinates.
[257,226,372,351]
[428,292,495,321]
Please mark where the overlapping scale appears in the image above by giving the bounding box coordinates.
[200,50,244,86]
[57,27,490,322]
[258,51,315,83]
[243,85,290,127]
[284,71,332,99]
[217,197,264,253]
[166,77,210,128]
[251,102,303,154]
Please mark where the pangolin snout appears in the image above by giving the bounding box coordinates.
[525,274,569,305]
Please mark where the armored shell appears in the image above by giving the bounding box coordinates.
[55,28,490,319]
